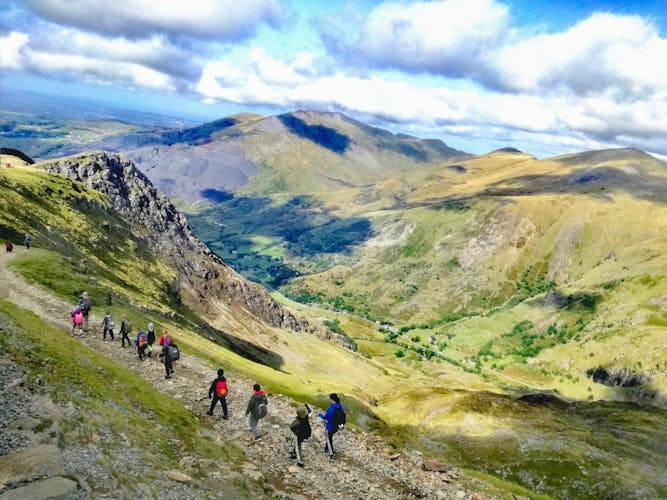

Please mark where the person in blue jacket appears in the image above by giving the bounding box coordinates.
[318,393,345,461]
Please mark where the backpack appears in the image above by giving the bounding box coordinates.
[107,318,115,329]
[124,320,133,333]
[168,344,180,361]
[81,297,92,312]
[138,334,147,347]
[299,416,312,440]
[215,380,228,397]
[332,406,346,430]
[73,310,84,324]
[257,401,268,419]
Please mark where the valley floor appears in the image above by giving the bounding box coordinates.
[0,250,493,499]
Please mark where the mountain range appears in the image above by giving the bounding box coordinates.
[1,98,666,498]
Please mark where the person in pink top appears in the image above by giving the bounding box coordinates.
[71,305,84,337]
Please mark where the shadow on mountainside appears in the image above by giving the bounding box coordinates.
[188,194,373,288]
[400,165,667,210]
[380,389,667,500]
[278,114,351,154]
[197,322,284,371]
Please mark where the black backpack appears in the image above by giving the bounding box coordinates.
[81,297,93,312]
[168,344,180,361]
[332,406,346,430]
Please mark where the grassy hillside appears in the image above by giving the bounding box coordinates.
[2,160,667,498]
[270,149,667,405]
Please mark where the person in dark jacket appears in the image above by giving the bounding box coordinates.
[318,393,345,461]
[135,331,148,361]
[5,241,12,253]
[245,384,268,441]
[101,312,115,340]
[146,322,156,357]
[289,404,312,467]
[159,341,174,379]
[119,316,132,347]
[207,369,229,419]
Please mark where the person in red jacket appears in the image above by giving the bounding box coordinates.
[207,369,229,419]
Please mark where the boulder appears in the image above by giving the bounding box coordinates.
[0,476,77,500]
[0,445,64,485]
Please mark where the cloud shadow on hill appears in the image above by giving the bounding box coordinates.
[401,165,667,210]
[187,194,373,288]
[378,388,667,499]
[278,114,351,154]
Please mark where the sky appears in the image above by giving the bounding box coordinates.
[1,0,666,158]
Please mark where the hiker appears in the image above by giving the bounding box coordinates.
[135,330,148,361]
[101,312,115,340]
[71,305,84,336]
[318,393,346,461]
[24,233,31,250]
[80,291,93,331]
[5,241,12,253]
[146,322,157,357]
[246,383,268,441]
[159,336,175,379]
[289,404,312,467]
[159,332,171,347]
[207,369,229,419]
[119,316,133,348]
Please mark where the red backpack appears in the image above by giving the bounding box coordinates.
[216,380,228,397]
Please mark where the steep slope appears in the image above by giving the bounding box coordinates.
[37,152,318,335]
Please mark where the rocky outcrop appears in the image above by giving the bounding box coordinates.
[39,152,310,334]
[586,366,650,388]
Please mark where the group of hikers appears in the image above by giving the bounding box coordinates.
[207,369,346,466]
[4,233,32,253]
[69,292,179,379]
[68,292,347,467]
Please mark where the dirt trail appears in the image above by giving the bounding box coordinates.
[0,251,477,499]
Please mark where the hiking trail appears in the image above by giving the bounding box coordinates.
[0,251,490,499]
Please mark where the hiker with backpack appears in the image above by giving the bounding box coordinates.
[207,369,229,419]
[79,291,93,331]
[289,404,312,467]
[159,336,176,379]
[135,330,148,361]
[318,393,346,461]
[245,383,268,441]
[146,322,157,357]
[71,305,84,337]
[101,312,115,340]
[24,233,31,250]
[119,316,133,348]
[5,241,12,253]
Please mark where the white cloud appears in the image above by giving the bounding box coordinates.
[2,30,176,91]
[495,13,667,97]
[323,2,667,101]
[0,32,29,69]
[325,0,509,76]
[21,0,284,40]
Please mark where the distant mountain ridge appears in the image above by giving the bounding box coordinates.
[127,110,471,203]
